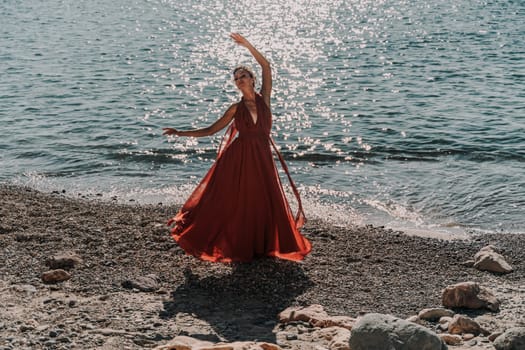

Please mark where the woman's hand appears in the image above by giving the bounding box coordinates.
[230,33,252,48]
[162,127,180,136]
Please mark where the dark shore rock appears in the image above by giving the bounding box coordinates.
[41,269,71,284]
[348,313,447,350]
[493,327,525,350]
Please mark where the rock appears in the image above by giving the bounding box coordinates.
[439,334,463,345]
[473,245,513,274]
[279,304,327,323]
[312,327,351,350]
[122,274,159,292]
[284,333,297,341]
[19,324,35,332]
[463,333,476,341]
[493,327,525,350]
[406,315,420,324]
[439,316,453,324]
[438,323,449,332]
[348,313,447,350]
[462,260,475,267]
[418,308,455,322]
[94,328,131,336]
[0,224,15,234]
[316,315,356,330]
[41,269,71,284]
[279,305,356,330]
[57,337,72,343]
[442,281,501,312]
[153,336,282,350]
[11,284,37,294]
[46,253,83,270]
[448,315,482,336]
[489,332,504,342]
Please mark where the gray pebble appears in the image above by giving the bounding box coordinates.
[286,333,298,340]
[19,325,34,332]
[57,336,72,343]
[44,340,57,347]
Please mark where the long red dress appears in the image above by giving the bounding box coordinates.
[168,93,311,262]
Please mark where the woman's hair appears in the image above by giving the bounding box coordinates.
[233,65,256,87]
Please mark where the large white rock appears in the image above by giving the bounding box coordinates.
[473,245,513,274]
[348,313,447,350]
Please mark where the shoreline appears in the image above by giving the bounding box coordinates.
[5,180,485,241]
[1,184,524,349]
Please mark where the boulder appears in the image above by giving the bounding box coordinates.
[473,245,513,274]
[348,313,447,350]
[41,269,71,283]
[493,327,525,350]
[442,281,500,312]
[448,315,482,335]
[279,305,356,330]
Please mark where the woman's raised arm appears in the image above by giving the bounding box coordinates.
[230,33,272,107]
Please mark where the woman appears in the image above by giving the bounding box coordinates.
[162,33,311,263]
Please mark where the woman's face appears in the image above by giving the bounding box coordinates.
[233,70,254,89]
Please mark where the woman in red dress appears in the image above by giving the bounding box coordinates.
[162,33,311,263]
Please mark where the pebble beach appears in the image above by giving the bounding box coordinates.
[1,184,524,349]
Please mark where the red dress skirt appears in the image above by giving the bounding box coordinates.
[168,93,311,262]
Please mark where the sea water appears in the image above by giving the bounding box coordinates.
[1,0,524,236]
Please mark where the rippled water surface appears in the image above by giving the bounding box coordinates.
[1,0,524,235]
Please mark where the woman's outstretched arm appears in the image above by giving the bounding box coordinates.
[230,33,272,107]
[162,103,237,137]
